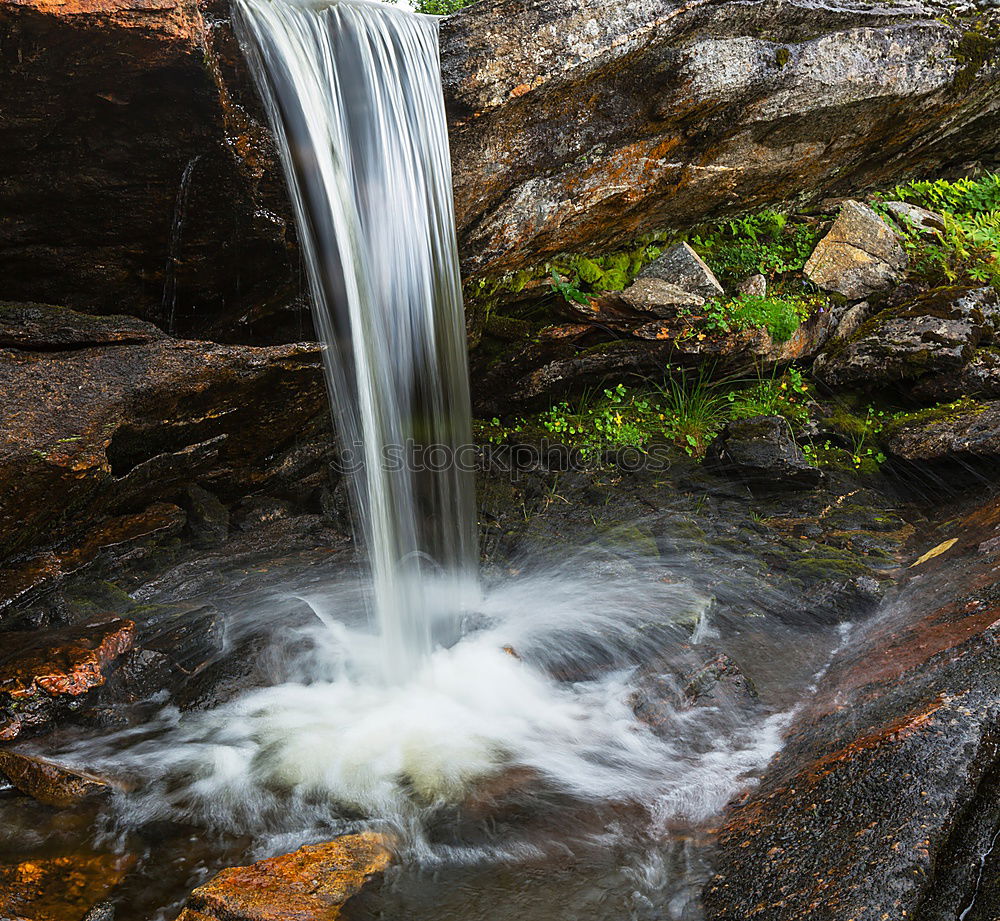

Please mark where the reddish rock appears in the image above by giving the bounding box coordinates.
[0,617,135,738]
[0,852,133,921]
[182,832,392,921]
[0,750,114,806]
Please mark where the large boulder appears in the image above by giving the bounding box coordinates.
[804,200,907,298]
[0,0,998,332]
[703,496,1000,921]
[814,285,1000,390]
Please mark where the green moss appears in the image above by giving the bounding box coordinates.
[484,315,534,341]
[881,397,988,436]
[775,47,791,67]
[952,29,1000,93]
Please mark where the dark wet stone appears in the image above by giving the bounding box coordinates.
[0,750,114,807]
[705,416,822,488]
[703,496,1000,920]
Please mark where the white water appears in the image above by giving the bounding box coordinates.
[235,0,476,681]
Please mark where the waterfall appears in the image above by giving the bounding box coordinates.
[235,0,477,680]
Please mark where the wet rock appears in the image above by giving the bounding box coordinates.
[703,496,1000,921]
[0,617,135,739]
[82,902,116,921]
[705,417,822,488]
[804,200,907,299]
[814,285,1000,390]
[637,243,725,301]
[0,853,133,921]
[912,347,1000,402]
[0,304,326,604]
[180,832,392,921]
[883,399,1000,464]
[0,751,113,807]
[184,485,230,544]
[884,200,946,235]
[0,303,165,349]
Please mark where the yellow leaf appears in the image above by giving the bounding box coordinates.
[910,538,958,568]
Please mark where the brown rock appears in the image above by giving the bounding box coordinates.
[804,200,907,298]
[183,832,392,921]
[0,852,133,921]
[0,750,114,806]
[0,303,326,599]
[0,617,135,738]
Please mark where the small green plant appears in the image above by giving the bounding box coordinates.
[689,211,825,285]
[696,293,819,342]
[653,369,730,456]
[411,0,471,13]
[877,173,1000,287]
[549,273,592,306]
[727,367,812,426]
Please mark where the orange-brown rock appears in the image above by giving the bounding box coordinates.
[182,832,392,921]
[0,750,114,806]
[0,852,133,921]
[0,617,135,738]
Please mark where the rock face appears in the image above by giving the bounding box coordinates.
[1,0,998,330]
[179,832,392,921]
[703,496,1000,921]
[804,200,907,298]
[705,416,822,488]
[0,303,327,606]
[815,285,1000,389]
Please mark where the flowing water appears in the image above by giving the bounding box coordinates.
[0,1,861,917]
[234,0,476,681]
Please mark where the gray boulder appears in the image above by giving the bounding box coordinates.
[814,286,1000,390]
[638,243,725,301]
[804,201,907,299]
[884,200,946,236]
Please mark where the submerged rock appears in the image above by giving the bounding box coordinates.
[0,853,133,921]
[804,200,907,299]
[179,832,392,921]
[705,416,822,488]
